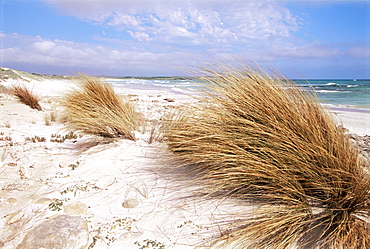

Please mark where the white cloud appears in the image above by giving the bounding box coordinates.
[4,1,368,77]
[107,13,142,29]
[348,44,370,59]
[127,31,151,42]
[271,44,341,59]
[1,34,193,75]
[33,41,56,53]
[40,0,302,49]
[2,33,368,78]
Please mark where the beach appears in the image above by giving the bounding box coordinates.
[0,77,369,248]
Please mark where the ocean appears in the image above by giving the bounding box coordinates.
[108,78,370,110]
[294,79,370,110]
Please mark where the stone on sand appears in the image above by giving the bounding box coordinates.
[63,201,88,215]
[16,215,89,249]
[122,198,139,208]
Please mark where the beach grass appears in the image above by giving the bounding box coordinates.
[164,63,370,248]
[61,75,140,140]
[10,84,42,111]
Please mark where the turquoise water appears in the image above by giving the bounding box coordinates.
[108,78,370,109]
[294,79,370,109]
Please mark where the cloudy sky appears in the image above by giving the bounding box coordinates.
[1,0,369,78]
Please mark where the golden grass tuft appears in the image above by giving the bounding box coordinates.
[61,75,140,140]
[10,84,42,111]
[164,63,370,248]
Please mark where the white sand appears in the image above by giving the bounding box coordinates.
[0,78,369,248]
[0,78,236,249]
[329,107,370,136]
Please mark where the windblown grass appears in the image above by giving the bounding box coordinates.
[164,63,370,248]
[10,85,42,111]
[61,75,140,140]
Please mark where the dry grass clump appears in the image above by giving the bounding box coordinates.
[61,75,140,140]
[10,85,42,111]
[164,63,370,248]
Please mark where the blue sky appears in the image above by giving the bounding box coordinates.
[1,0,369,78]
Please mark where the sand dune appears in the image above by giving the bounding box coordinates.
[0,76,369,249]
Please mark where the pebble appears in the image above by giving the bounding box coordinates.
[6,198,17,204]
[59,161,68,168]
[63,201,88,215]
[34,197,52,205]
[122,198,139,208]
[120,231,143,240]
[5,210,24,225]
[0,190,9,197]
[16,215,89,249]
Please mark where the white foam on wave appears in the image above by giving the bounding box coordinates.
[316,90,340,93]
[171,87,194,95]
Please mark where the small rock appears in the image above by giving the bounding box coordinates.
[34,197,52,205]
[164,98,175,102]
[120,231,143,240]
[16,215,89,249]
[122,198,139,208]
[0,240,4,248]
[0,190,9,197]
[63,201,88,215]
[5,210,24,225]
[6,198,17,204]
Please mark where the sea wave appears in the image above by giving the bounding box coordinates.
[316,90,341,93]
[323,103,370,113]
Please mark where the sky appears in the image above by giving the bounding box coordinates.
[1,0,369,78]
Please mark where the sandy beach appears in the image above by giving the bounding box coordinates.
[0,77,369,248]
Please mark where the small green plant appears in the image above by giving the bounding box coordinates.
[177,220,204,229]
[45,171,71,184]
[88,217,138,247]
[60,180,100,196]
[25,136,46,143]
[68,161,80,170]
[0,136,12,141]
[176,220,208,236]
[50,131,79,143]
[134,239,165,249]
[48,198,70,211]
